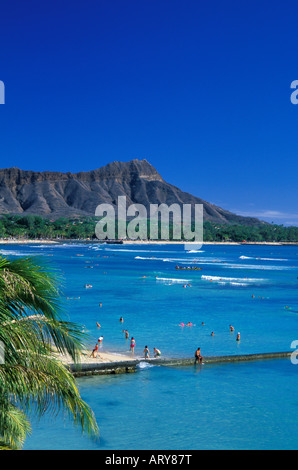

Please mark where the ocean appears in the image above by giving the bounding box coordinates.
[1,242,298,449]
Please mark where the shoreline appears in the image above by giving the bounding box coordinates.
[0,238,297,246]
[0,239,58,245]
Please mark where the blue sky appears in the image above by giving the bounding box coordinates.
[0,0,297,225]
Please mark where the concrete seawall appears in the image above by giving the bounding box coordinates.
[69,351,292,377]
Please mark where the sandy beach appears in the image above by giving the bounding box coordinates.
[0,239,58,245]
[57,349,138,365]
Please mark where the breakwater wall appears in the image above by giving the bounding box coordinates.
[69,351,292,377]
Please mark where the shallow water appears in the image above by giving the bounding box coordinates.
[2,242,298,449]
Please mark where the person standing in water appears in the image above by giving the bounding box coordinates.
[236,332,241,342]
[130,337,135,354]
[144,346,150,359]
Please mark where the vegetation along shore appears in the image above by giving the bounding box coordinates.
[0,214,297,243]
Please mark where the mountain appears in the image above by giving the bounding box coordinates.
[0,159,264,226]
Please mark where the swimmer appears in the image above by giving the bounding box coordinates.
[99,303,102,307]
[144,346,150,359]
[96,322,101,328]
[236,332,241,342]
[125,330,129,339]
[211,332,214,337]
[98,336,103,344]
[229,325,235,332]
[119,316,124,323]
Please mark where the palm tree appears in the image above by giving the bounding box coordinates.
[0,255,99,449]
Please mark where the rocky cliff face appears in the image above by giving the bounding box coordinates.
[0,159,263,225]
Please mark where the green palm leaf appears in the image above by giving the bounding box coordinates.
[0,255,99,449]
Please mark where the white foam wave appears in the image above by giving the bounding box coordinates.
[239,255,288,261]
[0,250,35,257]
[156,277,190,283]
[137,361,155,369]
[201,275,265,282]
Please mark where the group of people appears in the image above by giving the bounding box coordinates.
[211,326,240,341]
[120,317,161,359]
[143,346,161,359]
[92,316,162,360]
[92,314,241,363]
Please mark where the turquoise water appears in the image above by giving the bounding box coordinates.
[1,242,298,449]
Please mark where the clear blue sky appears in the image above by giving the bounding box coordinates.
[0,0,297,225]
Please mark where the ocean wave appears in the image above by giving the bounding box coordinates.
[239,255,288,261]
[137,361,155,369]
[156,277,191,283]
[0,249,37,257]
[201,275,265,282]
[105,249,184,253]
[223,263,293,271]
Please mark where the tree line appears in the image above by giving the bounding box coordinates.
[0,214,297,242]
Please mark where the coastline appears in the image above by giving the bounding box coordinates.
[0,239,58,245]
[0,238,297,246]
